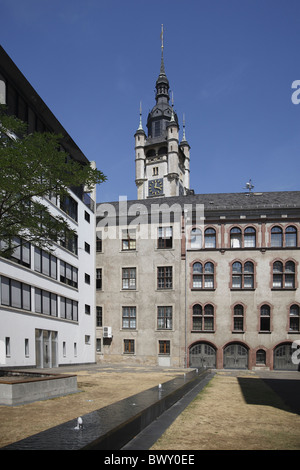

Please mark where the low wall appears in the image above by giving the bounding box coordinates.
[0,371,78,405]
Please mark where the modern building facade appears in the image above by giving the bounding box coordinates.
[96,42,300,371]
[0,46,97,368]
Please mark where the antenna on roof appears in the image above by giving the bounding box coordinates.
[244,179,254,192]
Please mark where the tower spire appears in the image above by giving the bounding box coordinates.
[137,101,143,131]
[160,24,165,75]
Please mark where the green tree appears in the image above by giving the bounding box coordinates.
[0,105,106,257]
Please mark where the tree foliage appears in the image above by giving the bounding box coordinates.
[0,105,106,257]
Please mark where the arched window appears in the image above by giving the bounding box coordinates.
[244,227,256,248]
[285,261,295,288]
[192,304,214,331]
[289,304,300,332]
[244,261,254,288]
[192,262,202,288]
[204,262,214,288]
[192,262,215,289]
[272,260,295,289]
[232,261,254,289]
[232,262,242,288]
[260,304,271,331]
[233,304,244,331]
[271,226,283,247]
[256,349,266,365]
[190,228,202,249]
[192,304,202,330]
[204,228,216,248]
[204,304,214,331]
[230,227,242,248]
[285,226,297,247]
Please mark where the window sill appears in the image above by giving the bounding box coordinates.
[230,288,255,291]
[191,288,215,292]
[232,330,245,334]
[191,330,215,333]
[259,331,272,334]
[288,330,300,334]
[271,288,296,291]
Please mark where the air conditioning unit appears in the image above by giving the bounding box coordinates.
[103,326,112,338]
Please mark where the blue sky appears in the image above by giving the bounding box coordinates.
[1,0,300,202]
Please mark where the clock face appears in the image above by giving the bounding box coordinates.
[148,178,163,196]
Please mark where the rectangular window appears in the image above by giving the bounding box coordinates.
[159,340,170,355]
[34,247,57,279]
[61,230,78,255]
[157,227,173,249]
[96,232,102,252]
[60,297,78,321]
[85,242,90,254]
[96,306,103,327]
[124,339,135,354]
[157,306,172,329]
[122,229,136,251]
[60,194,78,222]
[85,273,90,284]
[84,211,90,223]
[9,237,31,268]
[5,337,10,357]
[1,276,31,311]
[96,268,102,290]
[122,268,136,290]
[122,306,136,329]
[25,338,29,358]
[35,288,57,316]
[85,304,91,315]
[96,338,101,352]
[157,267,172,289]
[60,261,78,288]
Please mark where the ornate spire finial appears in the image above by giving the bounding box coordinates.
[160,24,165,75]
[170,91,175,122]
[137,101,143,130]
[182,113,186,140]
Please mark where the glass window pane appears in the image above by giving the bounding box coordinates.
[35,288,42,313]
[286,226,297,247]
[42,251,50,276]
[43,291,50,315]
[23,243,31,265]
[1,277,10,306]
[11,279,21,308]
[50,256,57,279]
[22,284,31,311]
[271,227,282,247]
[34,247,41,272]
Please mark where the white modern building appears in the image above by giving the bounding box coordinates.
[0,46,97,368]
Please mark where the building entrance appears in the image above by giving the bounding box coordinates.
[274,343,298,370]
[35,329,58,368]
[223,343,248,369]
[189,342,216,368]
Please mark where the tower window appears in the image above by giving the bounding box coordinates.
[154,121,161,137]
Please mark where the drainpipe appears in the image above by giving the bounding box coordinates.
[184,209,188,369]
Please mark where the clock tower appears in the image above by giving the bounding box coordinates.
[135,26,191,200]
